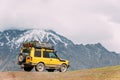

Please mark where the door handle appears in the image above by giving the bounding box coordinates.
[50,59,52,61]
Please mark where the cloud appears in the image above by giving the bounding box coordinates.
[0,0,120,52]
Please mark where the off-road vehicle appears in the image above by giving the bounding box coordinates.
[18,41,69,72]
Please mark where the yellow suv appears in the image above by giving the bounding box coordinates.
[18,41,69,72]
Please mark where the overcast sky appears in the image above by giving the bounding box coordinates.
[0,0,120,53]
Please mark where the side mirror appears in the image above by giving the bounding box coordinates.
[54,51,57,54]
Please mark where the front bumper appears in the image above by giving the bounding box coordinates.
[68,65,70,68]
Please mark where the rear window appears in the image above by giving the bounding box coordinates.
[34,50,41,57]
[22,49,30,53]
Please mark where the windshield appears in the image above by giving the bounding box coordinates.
[49,52,57,58]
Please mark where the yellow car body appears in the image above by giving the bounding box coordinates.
[18,45,69,72]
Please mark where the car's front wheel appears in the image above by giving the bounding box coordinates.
[59,64,68,72]
[35,63,45,72]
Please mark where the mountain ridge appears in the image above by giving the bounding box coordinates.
[0,29,120,71]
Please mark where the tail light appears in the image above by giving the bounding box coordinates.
[30,57,33,61]
[27,56,32,61]
[27,57,30,59]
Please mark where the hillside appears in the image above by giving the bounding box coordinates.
[0,65,120,80]
[0,29,120,71]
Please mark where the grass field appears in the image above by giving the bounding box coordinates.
[0,65,120,80]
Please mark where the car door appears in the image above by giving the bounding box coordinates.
[42,51,51,66]
[33,49,42,63]
[49,53,60,67]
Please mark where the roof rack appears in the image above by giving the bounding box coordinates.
[23,41,54,49]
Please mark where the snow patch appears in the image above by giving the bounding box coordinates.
[0,42,4,46]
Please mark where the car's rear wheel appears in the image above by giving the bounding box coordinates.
[24,66,33,72]
[59,64,68,72]
[47,69,55,72]
[35,63,45,72]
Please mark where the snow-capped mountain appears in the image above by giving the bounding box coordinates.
[0,29,120,71]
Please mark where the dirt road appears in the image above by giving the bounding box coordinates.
[0,65,120,80]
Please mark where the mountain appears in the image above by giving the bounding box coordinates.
[0,29,120,71]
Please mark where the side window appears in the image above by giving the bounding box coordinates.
[34,50,41,57]
[43,51,50,58]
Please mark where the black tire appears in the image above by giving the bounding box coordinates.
[59,64,68,72]
[47,69,55,72]
[18,54,24,62]
[35,63,45,72]
[24,66,33,72]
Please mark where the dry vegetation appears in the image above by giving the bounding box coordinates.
[0,65,120,80]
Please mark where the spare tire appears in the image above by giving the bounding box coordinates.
[18,54,24,62]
